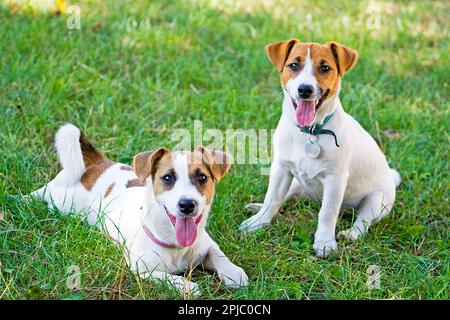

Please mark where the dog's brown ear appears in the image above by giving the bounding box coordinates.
[265,39,299,72]
[327,42,358,77]
[133,147,170,182]
[196,146,231,182]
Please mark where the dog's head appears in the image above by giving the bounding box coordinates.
[133,146,231,247]
[266,39,358,127]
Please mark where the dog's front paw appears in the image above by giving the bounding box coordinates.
[313,237,338,257]
[180,280,201,297]
[218,265,249,288]
[239,212,271,232]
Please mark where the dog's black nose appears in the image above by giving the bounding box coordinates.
[177,198,198,215]
[298,84,314,99]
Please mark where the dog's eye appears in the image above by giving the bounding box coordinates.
[161,174,174,184]
[320,65,331,73]
[198,174,207,183]
[288,62,300,72]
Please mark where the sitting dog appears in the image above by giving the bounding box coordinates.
[31,124,248,295]
[240,39,401,257]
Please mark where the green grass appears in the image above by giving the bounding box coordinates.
[0,0,449,300]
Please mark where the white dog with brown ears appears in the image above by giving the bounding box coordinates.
[30,124,248,295]
[240,39,401,257]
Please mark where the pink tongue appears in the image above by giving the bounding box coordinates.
[175,217,197,247]
[295,100,316,126]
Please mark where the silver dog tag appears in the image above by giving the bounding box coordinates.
[305,139,321,159]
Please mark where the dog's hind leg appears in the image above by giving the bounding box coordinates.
[338,189,395,241]
[29,181,87,214]
[28,185,48,201]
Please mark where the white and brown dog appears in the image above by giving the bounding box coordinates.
[240,40,401,257]
[30,124,248,295]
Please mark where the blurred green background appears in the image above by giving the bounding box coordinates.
[0,0,448,299]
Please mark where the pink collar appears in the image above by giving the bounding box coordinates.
[143,224,180,249]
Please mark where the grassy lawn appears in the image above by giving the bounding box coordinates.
[0,0,449,299]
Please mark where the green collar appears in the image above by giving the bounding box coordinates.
[297,113,340,147]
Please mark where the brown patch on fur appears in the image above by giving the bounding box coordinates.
[120,165,133,171]
[104,182,115,197]
[266,40,358,103]
[188,152,216,204]
[151,152,175,196]
[80,159,114,190]
[133,148,170,183]
[188,147,231,204]
[265,39,299,72]
[126,178,146,188]
[78,132,114,191]
[136,148,230,203]
[79,132,104,167]
[195,147,231,182]
[328,41,358,77]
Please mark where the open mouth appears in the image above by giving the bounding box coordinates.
[291,89,329,127]
[164,206,203,247]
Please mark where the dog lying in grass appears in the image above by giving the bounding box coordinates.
[30,124,248,295]
[240,40,401,257]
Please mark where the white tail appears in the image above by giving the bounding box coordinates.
[54,123,85,185]
[391,168,401,187]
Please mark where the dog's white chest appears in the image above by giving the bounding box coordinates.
[165,249,206,273]
[294,168,323,196]
[279,138,326,200]
[291,159,324,199]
